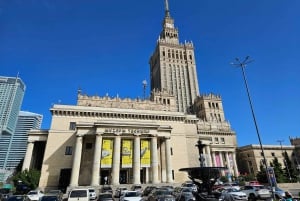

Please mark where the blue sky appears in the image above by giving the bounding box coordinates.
[1,0,299,147]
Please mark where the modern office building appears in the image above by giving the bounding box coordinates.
[23,1,238,191]
[0,111,42,182]
[0,76,26,137]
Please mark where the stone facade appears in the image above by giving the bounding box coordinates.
[237,144,295,175]
[22,0,239,191]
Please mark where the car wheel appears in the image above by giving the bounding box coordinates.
[248,194,256,201]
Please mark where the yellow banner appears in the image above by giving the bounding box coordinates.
[141,139,150,167]
[101,139,113,168]
[121,139,133,168]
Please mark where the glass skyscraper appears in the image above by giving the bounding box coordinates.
[0,76,26,136]
[0,110,43,182]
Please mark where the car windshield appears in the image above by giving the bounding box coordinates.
[41,196,58,201]
[156,190,172,195]
[99,194,112,198]
[125,192,139,197]
[89,189,95,193]
[70,190,87,197]
[28,191,37,195]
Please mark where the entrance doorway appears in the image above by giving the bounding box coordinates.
[58,168,71,193]
[100,170,110,185]
[120,170,128,184]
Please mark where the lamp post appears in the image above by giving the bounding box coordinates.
[231,56,274,198]
[277,139,292,182]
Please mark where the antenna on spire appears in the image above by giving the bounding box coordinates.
[164,0,170,17]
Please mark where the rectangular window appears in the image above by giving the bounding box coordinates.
[271,152,275,157]
[65,146,73,155]
[221,137,225,144]
[172,170,174,180]
[170,147,173,156]
[69,122,76,130]
[215,137,219,144]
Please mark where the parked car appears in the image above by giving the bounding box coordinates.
[218,187,247,201]
[40,194,62,201]
[26,190,44,201]
[181,183,197,193]
[47,190,63,199]
[6,195,26,201]
[114,187,128,198]
[241,185,271,201]
[101,186,113,194]
[0,188,11,201]
[88,188,97,200]
[268,186,285,199]
[147,188,176,201]
[120,191,141,201]
[130,185,143,194]
[98,193,114,201]
[142,186,157,197]
[67,189,89,201]
[176,191,195,201]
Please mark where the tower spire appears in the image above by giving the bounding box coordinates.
[164,0,170,17]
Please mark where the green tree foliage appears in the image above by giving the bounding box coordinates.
[12,169,40,190]
[283,151,298,182]
[270,157,286,183]
[256,163,268,183]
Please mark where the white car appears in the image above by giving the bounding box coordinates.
[27,190,44,201]
[219,188,247,201]
[88,188,97,200]
[120,191,142,201]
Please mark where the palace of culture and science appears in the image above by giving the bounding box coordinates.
[22,0,238,190]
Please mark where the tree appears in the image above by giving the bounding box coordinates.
[12,169,41,190]
[256,163,268,183]
[283,151,298,182]
[270,157,286,183]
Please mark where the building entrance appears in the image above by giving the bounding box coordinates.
[120,170,128,184]
[100,170,110,185]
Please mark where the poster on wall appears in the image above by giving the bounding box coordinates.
[101,139,113,168]
[141,139,150,167]
[121,139,133,168]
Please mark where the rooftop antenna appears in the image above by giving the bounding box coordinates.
[142,80,147,100]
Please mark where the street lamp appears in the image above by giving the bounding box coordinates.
[231,56,274,197]
[277,139,292,182]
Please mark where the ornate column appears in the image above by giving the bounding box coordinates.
[111,135,121,185]
[91,132,103,186]
[212,151,216,167]
[151,134,159,184]
[160,139,167,182]
[70,134,83,187]
[205,145,213,167]
[133,134,141,184]
[22,140,34,171]
[165,137,173,183]
[219,151,225,176]
[232,152,239,176]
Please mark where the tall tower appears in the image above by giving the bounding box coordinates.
[0,76,26,137]
[149,0,200,113]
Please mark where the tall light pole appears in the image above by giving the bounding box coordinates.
[277,140,292,182]
[231,56,274,194]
